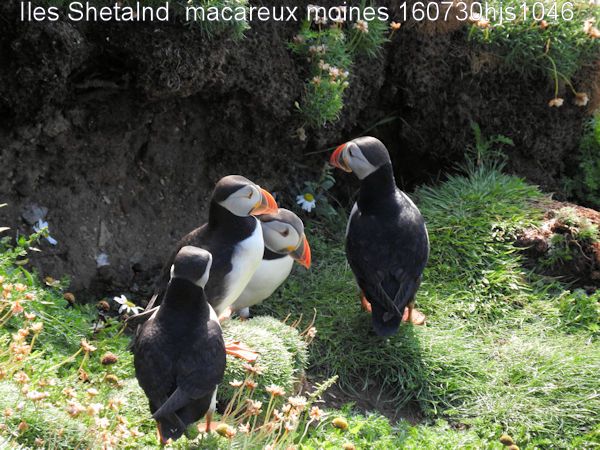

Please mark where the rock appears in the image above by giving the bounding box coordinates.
[43,112,70,137]
[98,221,112,248]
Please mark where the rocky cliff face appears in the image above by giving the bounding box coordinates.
[0,0,592,298]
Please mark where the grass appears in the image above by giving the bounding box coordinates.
[565,114,600,209]
[469,0,600,93]
[259,163,600,448]
[1,162,599,448]
[0,232,310,448]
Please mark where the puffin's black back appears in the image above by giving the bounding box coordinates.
[150,201,258,310]
[346,164,429,336]
[133,278,226,441]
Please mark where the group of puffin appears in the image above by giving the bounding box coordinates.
[131,136,429,443]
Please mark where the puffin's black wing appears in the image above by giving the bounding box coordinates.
[346,191,429,335]
[133,320,177,412]
[153,319,226,420]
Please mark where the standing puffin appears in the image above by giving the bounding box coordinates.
[231,208,311,319]
[133,246,226,444]
[330,137,429,336]
[145,175,278,360]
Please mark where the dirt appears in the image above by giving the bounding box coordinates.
[0,0,597,299]
[516,198,600,290]
[300,376,422,424]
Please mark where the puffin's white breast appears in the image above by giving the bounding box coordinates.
[346,203,358,238]
[217,219,264,315]
[232,255,294,311]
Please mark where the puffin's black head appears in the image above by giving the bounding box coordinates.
[259,208,311,269]
[170,246,213,289]
[212,175,278,217]
[330,136,391,180]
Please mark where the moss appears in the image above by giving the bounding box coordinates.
[220,316,308,403]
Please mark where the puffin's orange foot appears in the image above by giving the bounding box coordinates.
[199,420,221,433]
[218,307,233,323]
[225,341,258,362]
[402,304,426,325]
[360,293,372,313]
[156,422,171,446]
[199,411,220,433]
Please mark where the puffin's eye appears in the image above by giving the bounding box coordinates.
[348,149,353,157]
[280,229,290,237]
[246,190,254,199]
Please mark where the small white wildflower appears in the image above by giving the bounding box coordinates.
[113,295,142,315]
[574,92,589,107]
[548,97,564,108]
[328,66,341,79]
[315,15,328,25]
[330,7,346,23]
[33,220,58,246]
[354,20,369,33]
[296,193,317,213]
[318,60,331,71]
[297,127,307,142]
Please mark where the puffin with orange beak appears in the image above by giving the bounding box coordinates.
[142,175,279,360]
[330,137,429,336]
[231,208,311,318]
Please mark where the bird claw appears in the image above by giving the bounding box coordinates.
[360,294,372,313]
[218,307,233,323]
[402,304,426,325]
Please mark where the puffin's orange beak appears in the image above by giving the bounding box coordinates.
[251,188,278,216]
[330,143,352,172]
[290,234,311,269]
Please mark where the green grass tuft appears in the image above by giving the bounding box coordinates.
[470,0,600,86]
[259,164,600,448]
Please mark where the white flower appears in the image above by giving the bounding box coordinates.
[297,127,307,142]
[318,60,331,71]
[354,20,369,34]
[113,295,142,315]
[548,97,564,108]
[574,92,590,107]
[296,193,316,213]
[330,7,346,23]
[33,220,58,246]
[95,253,110,267]
[315,15,327,25]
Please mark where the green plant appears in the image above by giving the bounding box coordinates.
[290,1,390,127]
[464,121,514,170]
[539,233,575,267]
[220,317,308,404]
[0,226,315,449]
[469,0,600,99]
[183,0,250,39]
[290,22,353,127]
[555,206,599,242]
[566,114,600,208]
[559,289,600,337]
[260,159,600,448]
[295,163,339,222]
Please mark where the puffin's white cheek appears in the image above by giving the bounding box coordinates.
[353,159,377,180]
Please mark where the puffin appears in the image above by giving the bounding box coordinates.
[329,136,429,336]
[230,208,311,318]
[143,175,278,360]
[133,246,226,444]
